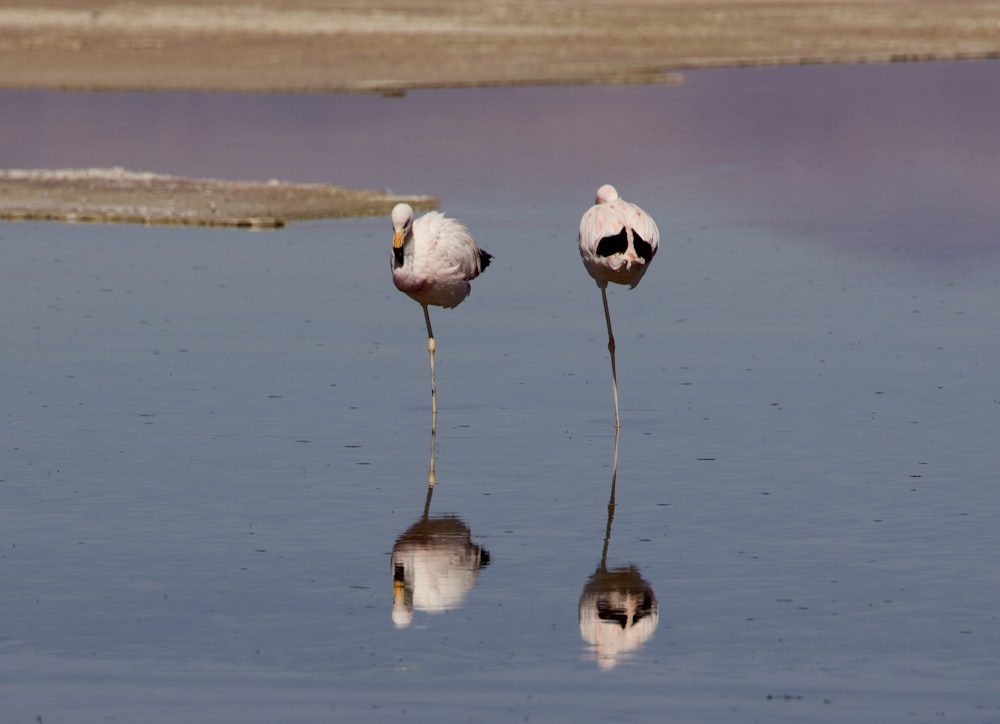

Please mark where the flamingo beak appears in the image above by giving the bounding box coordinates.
[392,228,406,249]
[393,577,405,601]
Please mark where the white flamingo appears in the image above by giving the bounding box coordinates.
[390,203,492,480]
[578,184,660,427]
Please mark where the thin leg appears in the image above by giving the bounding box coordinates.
[422,466,436,516]
[423,305,437,485]
[601,288,620,428]
[600,426,620,569]
[423,305,437,418]
[428,404,437,487]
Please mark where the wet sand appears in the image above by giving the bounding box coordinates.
[2,0,998,225]
[0,168,436,228]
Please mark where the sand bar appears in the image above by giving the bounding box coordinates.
[0,168,437,228]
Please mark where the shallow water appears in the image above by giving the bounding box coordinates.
[2,61,1000,723]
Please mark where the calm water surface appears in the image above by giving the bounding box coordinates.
[1,62,999,722]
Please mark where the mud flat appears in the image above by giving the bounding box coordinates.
[0,168,436,228]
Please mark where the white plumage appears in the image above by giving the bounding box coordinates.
[390,203,492,464]
[579,183,659,289]
[391,204,491,309]
[578,185,660,427]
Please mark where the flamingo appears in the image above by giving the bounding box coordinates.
[578,184,660,427]
[390,203,492,481]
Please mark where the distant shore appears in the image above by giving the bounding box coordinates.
[2,0,998,94]
[3,1,998,226]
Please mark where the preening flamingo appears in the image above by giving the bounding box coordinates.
[390,202,493,481]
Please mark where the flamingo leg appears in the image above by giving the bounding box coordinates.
[428,405,437,487]
[423,304,438,485]
[600,425,620,568]
[601,288,621,428]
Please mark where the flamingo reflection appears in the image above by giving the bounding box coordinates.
[578,429,658,669]
[391,426,490,628]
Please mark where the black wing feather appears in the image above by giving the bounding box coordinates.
[632,231,655,263]
[595,228,628,258]
[478,249,493,271]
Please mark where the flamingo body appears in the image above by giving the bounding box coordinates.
[579,184,659,289]
[391,205,491,308]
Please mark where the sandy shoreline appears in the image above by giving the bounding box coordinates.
[1,1,999,93]
[3,0,998,225]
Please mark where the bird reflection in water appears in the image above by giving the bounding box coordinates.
[391,427,490,628]
[578,429,658,669]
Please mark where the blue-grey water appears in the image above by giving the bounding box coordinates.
[2,61,999,723]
